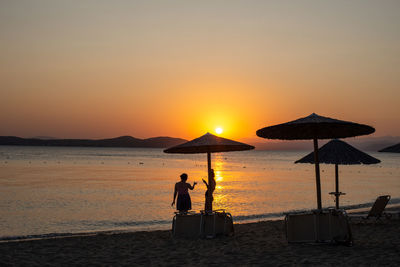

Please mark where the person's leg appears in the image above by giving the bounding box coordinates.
[187,194,192,211]
[177,194,183,211]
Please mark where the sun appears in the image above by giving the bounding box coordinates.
[215,127,223,135]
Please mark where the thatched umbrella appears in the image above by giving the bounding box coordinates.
[164,132,254,212]
[295,139,380,209]
[256,113,375,209]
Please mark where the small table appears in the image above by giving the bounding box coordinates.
[329,191,346,209]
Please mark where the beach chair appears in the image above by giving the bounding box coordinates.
[349,195,392,222]
[172,210,234,239]
[201,209,234,238]
[172,212,203,238]
[366,195,391,219]
[285,209,353,245]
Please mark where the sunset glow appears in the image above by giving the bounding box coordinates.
[0,1,399,142]
[1,2,400,263]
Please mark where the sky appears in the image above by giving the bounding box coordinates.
[1,0,399,141]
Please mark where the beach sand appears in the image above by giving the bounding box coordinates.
[1,216,399,266]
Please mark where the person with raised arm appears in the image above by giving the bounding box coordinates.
[172,173,197,213]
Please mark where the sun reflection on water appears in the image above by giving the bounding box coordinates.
[211,154,229,209]
[215,171,223,182]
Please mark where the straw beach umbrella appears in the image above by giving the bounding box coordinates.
[256,113,375,209]
[164,132,254,212]
[295,139,381,209]
[379,143,400,153]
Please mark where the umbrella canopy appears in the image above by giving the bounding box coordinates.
[164,132,255,212]
[295,139,380,209]
[256,113,375,210]
[256,113,375,140]
[164,132,254,154]
[379,143,400,153]
[295,139,381,165]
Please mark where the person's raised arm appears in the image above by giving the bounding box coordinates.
[188,181,197,190]
[171,183,177,206]
[202,179,208,188]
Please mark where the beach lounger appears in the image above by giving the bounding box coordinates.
[201,209,234,238]
[367,195,391,219]
[172,212,203,238]
[172,210,234,239]
[349,195,392,221]
[285,209,352,245]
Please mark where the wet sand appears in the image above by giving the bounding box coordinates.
[1,216,399,266]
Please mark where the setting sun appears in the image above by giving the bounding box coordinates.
[215,127,223,135]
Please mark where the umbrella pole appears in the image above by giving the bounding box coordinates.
[335,164,339,209]
[207,152,212,178]
[313,138,322,210]
[206,152,212,212]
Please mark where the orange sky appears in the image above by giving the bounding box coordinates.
[1,1,399,141]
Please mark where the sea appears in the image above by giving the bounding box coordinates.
[0,145,399,240]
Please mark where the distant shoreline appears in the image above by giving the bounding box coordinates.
[1,135,399,152]
[0,136,187,149]
[2,202,399,242]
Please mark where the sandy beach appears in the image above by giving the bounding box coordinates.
[1,214,399,266]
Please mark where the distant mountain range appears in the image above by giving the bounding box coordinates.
[1,135,399,152]
[0,136,187,148]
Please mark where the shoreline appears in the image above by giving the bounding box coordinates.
[2,204,400,243]
[1,215,399,266]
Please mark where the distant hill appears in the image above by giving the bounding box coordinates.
[31,136,57,140]
[379,143,400,153]
[0,136,187,148]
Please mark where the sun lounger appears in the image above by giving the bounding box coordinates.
[172,210,234,238]
[367,195,391,219]
[172,212,203,238]
[285,209,352,245]
[349,195,392,221]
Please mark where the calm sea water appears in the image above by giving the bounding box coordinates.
[0,145,399,239]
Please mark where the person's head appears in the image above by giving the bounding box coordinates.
[180,173,188,182]
[210,169,215,178]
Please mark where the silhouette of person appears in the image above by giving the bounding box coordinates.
[171,173,197,212]
[202,169,216,212]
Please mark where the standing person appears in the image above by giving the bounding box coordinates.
[202,169,216,212]
[171,173,197,213]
